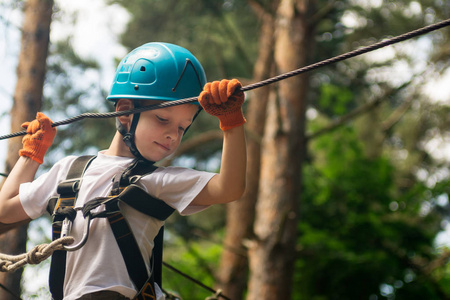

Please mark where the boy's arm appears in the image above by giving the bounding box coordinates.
[0,157,40,224]
[193,79,247,205]
[0,113,56,225]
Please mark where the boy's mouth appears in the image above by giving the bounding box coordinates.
[155,142,170,151]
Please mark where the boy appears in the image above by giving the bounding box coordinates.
[0,42,246,300]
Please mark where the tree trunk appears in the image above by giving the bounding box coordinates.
[247,0,315,299]
[216,2,277,298]
[0,0,53,298]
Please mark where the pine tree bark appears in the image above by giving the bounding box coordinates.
[0,0,53,298]
[246,0,315,299]
[216,2,277,298]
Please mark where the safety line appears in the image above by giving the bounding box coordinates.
[242,18,450,91]
[0,18,449,142]
[163,261,231,300]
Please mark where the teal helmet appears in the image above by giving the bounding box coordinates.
[107,42,207,104]
[108,43,206,162]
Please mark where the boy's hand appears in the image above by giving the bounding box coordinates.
[199,79,246,131]
[19,112,56,164]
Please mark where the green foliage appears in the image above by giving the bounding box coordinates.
[300,4,450,297]
[310,0,450,116]
[164,232,224,299]
[295,126,448,299]
[319,84,354,116]
[166,205,227,243]
[108,0,259,80]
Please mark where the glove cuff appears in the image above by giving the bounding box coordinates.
[19,149,44,164]
[218,109,246,131]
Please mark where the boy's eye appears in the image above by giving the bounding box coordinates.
[156,115,168,122]
[178,126,186,132]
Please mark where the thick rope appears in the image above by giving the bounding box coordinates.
[0,18,449,141]
[0,236,74,272]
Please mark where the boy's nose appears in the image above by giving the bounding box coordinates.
[165,126,180,141]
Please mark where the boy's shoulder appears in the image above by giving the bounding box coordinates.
[46,155,79,172]
[45,155,96,180]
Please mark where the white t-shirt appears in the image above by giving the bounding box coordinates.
[19,151,215,300]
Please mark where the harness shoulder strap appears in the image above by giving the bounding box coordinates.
[49,155,96,300]
[47,155,96,216]
[107,160,175,299]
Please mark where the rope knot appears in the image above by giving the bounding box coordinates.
[0,260,11,272]
[26,244,44,265]
[0,236,75,272]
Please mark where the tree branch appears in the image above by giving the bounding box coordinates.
[309,0,338,26]
[306,97,383,141]
[381,95,413,132]
[307,81,413,141]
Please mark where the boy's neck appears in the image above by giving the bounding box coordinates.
[104,131,135,158]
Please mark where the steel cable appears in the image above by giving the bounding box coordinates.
[0,18,449,141]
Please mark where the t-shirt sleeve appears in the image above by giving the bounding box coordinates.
[140,166,216,216]
[19,156,77,219]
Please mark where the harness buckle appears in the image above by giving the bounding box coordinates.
[57,178,83,194]
[129,175,141,184]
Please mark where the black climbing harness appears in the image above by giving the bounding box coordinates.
[47,155,175,300]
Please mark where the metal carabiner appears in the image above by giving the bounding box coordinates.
[63,213,92,251]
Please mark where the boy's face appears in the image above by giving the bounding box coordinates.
[133,103,199,162]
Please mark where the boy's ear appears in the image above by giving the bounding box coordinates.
[115,99,134,128]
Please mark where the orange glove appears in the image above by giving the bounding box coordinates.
[199,79,246,131]
[19,112,56,164]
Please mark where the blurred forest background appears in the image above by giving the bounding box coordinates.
[0,0,449,299]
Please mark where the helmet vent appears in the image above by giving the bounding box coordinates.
[140,66,146,72]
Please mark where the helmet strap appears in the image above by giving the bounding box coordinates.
[115,103,149,162]
[121,112,143,158]
[183,107,202,134]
